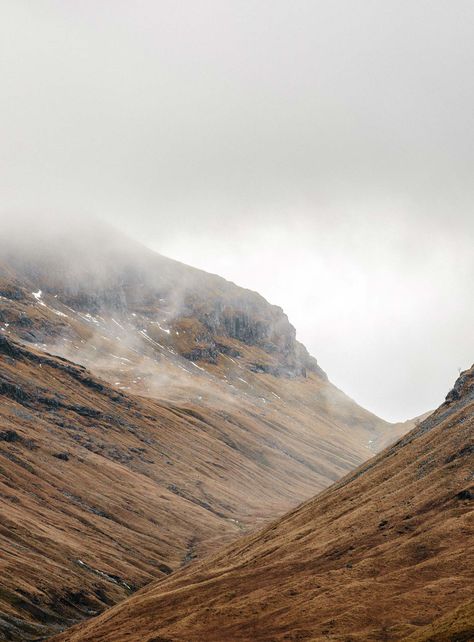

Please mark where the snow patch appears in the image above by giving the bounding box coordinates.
[32,290,46,307]
[111,318,125,330]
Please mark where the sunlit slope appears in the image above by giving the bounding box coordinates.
[55,365,474,642]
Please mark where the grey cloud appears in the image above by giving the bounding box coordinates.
[0,0,473,420]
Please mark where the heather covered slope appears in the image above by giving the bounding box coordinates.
[0,336,233,640]
[401,600,474,642]
[0,336,394,640]
[56,366,474,642]
[0,334,387,641]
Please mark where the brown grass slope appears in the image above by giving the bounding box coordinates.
[0,227,406,639]
[0,327,393,641]
[0,335,234,640]
[54,365,474,642]
[401,599,474,642]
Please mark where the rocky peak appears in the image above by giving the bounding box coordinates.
[445,365,474,404]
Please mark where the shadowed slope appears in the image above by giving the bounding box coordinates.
[54,365,474,642]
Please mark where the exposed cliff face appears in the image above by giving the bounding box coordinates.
[54,365,474,642]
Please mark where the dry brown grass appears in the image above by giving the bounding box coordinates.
[0,330,399,640]
[53,367,474,642]
[0,238,413,640]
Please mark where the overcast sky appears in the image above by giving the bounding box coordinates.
[1,1,473,421]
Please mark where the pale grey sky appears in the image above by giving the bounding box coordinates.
[1,1,473,421]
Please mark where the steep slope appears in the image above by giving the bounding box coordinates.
[56,366,474,642]
[401,600,474,642]
[0,224,404,639]
[0,334,384,641]
[0,221,323,378]
[0,223,392,452]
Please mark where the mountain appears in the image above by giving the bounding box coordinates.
[1,220,323,378]
[0,223,402,640]
[53,365,474,641]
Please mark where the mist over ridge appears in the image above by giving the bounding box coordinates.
[2,208,472,422]
[1,1,474,420]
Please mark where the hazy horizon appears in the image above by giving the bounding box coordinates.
[1,1,473,421]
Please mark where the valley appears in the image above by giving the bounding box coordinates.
[0,229,405,640]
